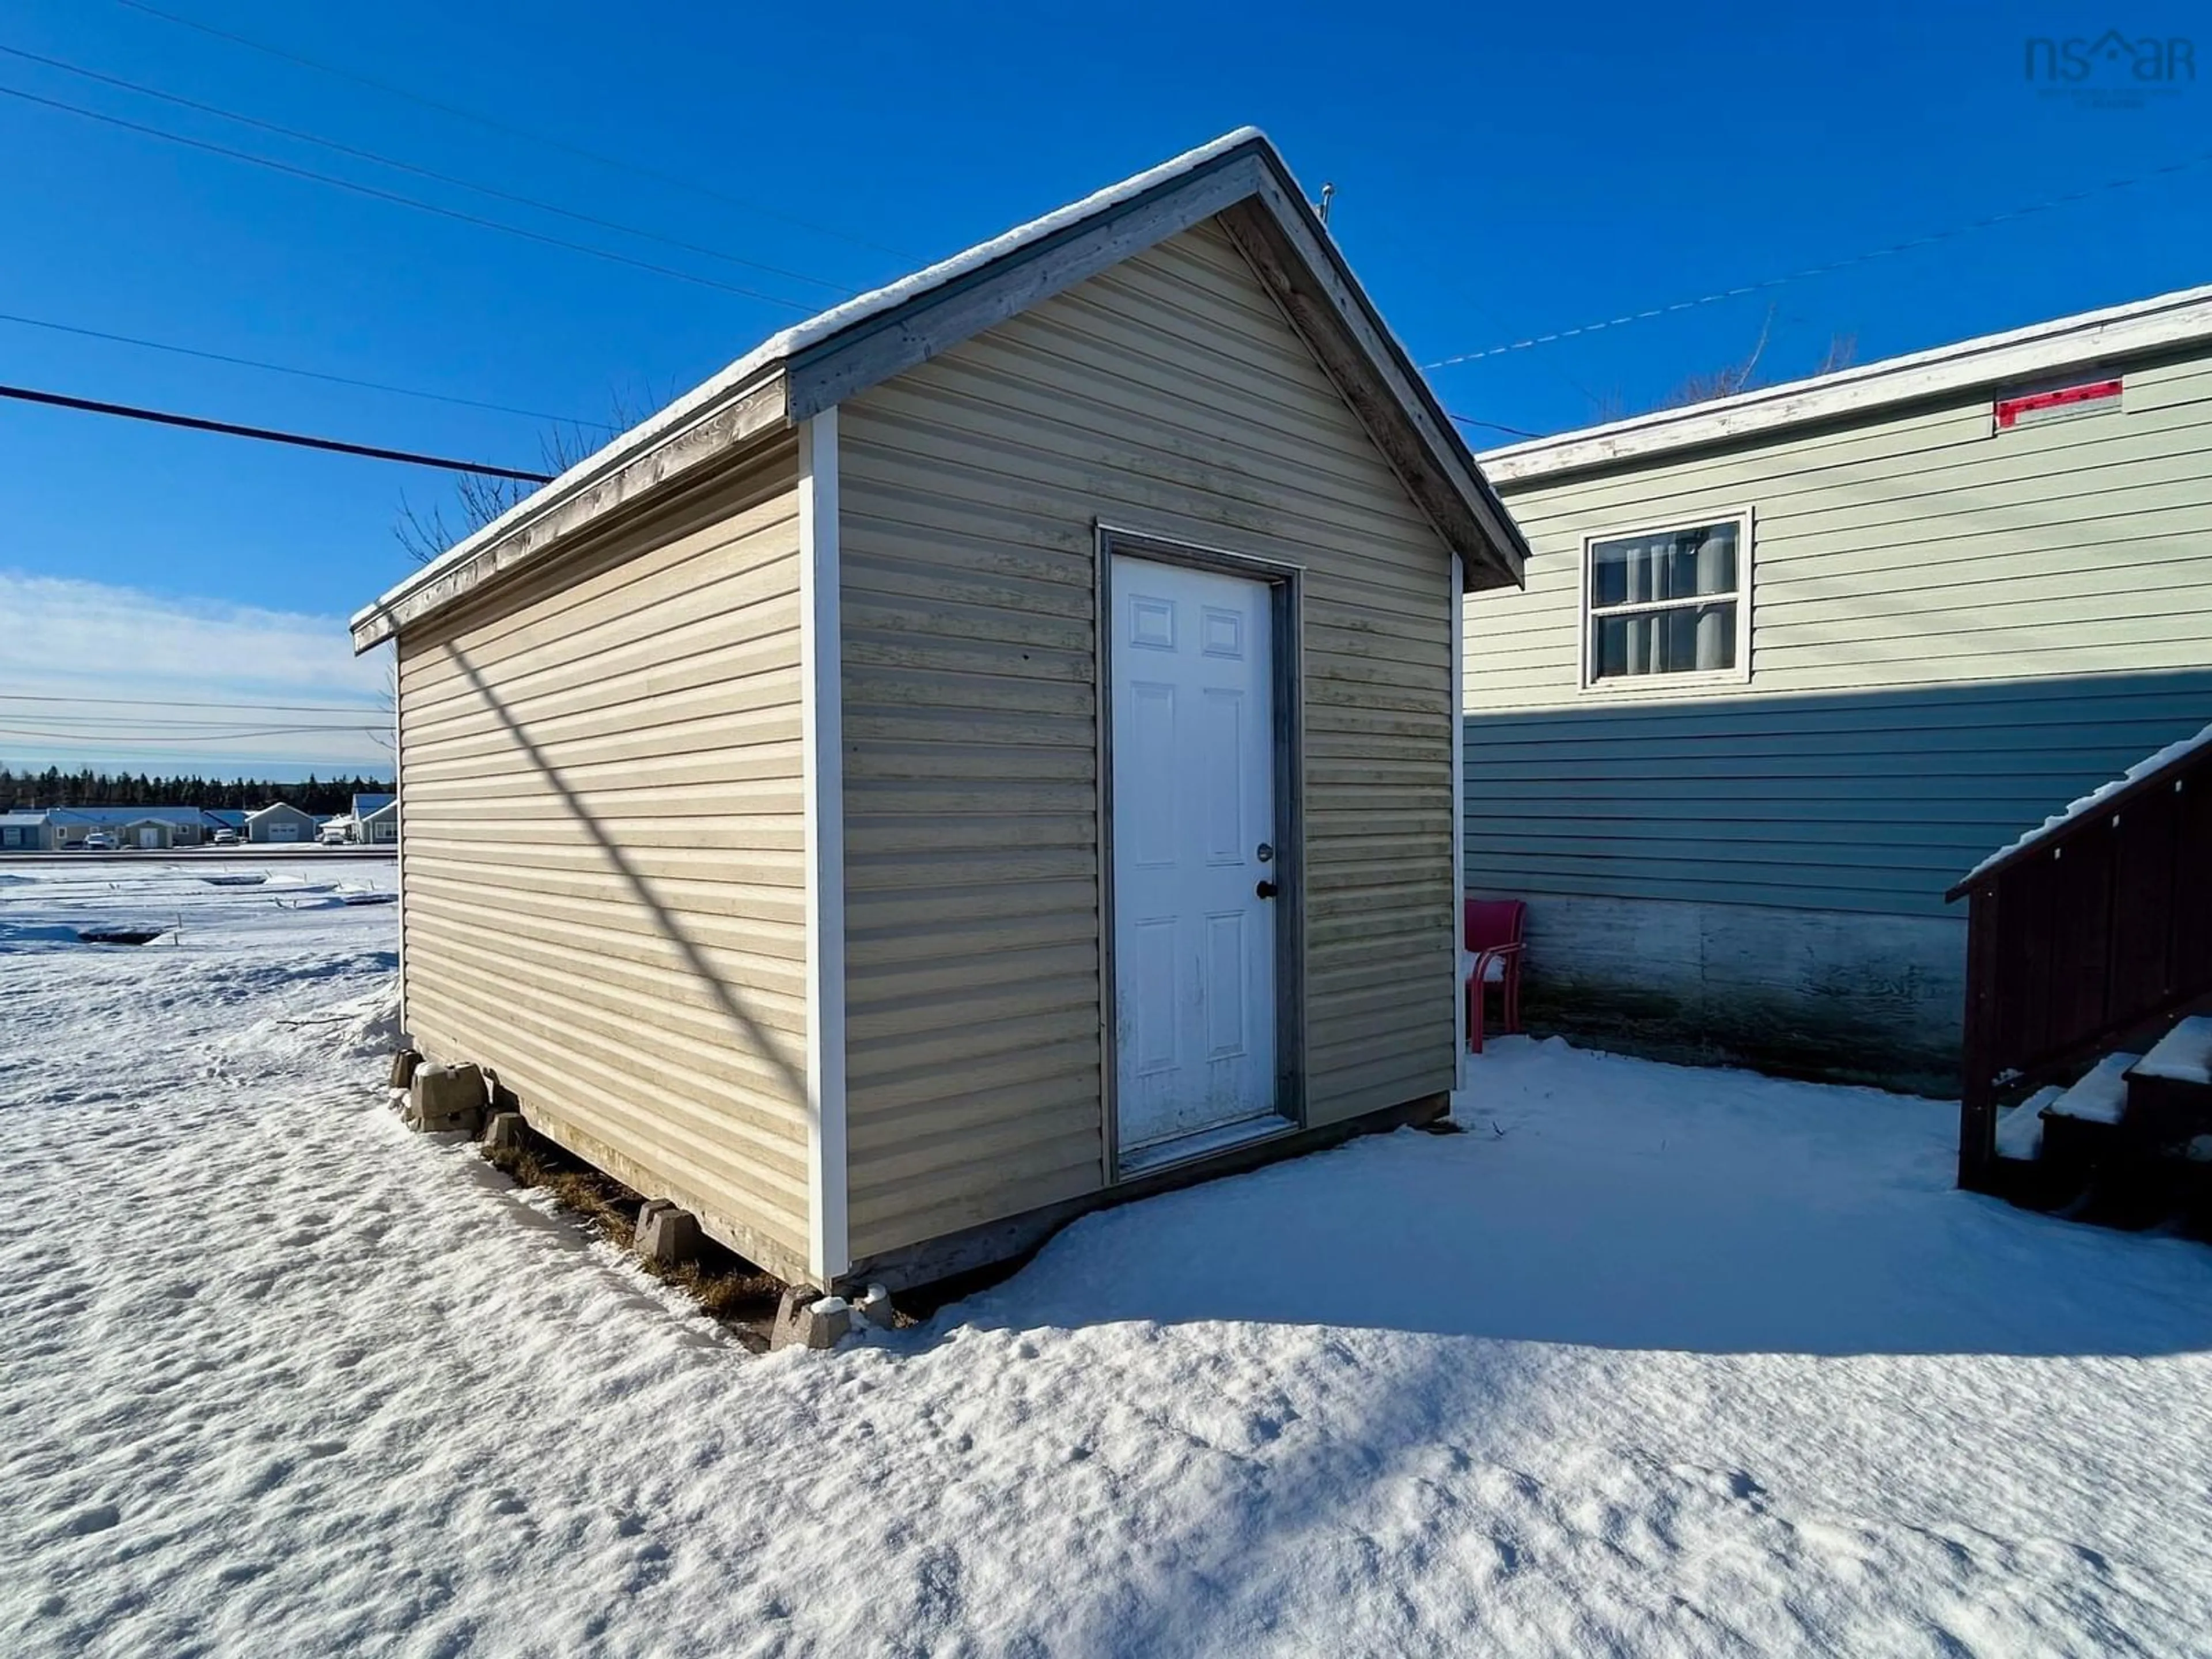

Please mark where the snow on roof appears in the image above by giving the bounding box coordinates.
[0,810,50,826]
[1482,279,2212,484]
[244,801,312,821]
[1955,719,2212,889]
[357,128,1268,630]
[351,792,395,817]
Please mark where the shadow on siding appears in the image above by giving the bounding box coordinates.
[442,643,808,1109]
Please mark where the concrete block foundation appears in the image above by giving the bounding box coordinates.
[406,1062,488,1134]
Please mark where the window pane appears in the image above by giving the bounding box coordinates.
[1590,521,1738,608]
[1592,601,1737,679]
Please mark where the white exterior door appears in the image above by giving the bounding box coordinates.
[137,827,160,850]
[1111,554,1281,1156]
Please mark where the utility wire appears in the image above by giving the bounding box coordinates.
[0,306,610,429]
[1446,411,1541,439]
[1425,146,2212,369]
[0,694,388,713]
[0,43,856,297]
[113,0,914,260]
[6,715,391,730]
[0,381,552,479]
[0,730,385,752]
[0,81,819,310]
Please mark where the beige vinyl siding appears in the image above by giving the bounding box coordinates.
[838,217,1459,1260]
[397,438,815,1275]
[1464,343,2212,917]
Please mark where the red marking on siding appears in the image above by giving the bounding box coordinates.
[1994,379,2122,429]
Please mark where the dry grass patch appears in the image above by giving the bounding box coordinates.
[479,1123,785,1347]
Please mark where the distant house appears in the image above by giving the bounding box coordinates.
[351,792,395,825]
[1461,283,2212,1093]
[46,806,217,850]
[0,805,269,850]
[358,798,399,846]
[118,816,183,851]
[244,802,317,844]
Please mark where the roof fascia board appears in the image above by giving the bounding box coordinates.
[783,153,1270,421]
[1482,285,2212,486]
[351,371,788,651]
[352,130,1532,645]
[1216,178,1527,592]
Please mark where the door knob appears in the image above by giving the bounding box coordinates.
[1255,880,1278,899]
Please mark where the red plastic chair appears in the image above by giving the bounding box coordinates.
[1464,899,1526,1054]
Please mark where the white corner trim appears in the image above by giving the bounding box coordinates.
[798,408,849,1284]
[1449,552,1467,1090]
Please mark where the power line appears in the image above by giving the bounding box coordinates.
[0,694,388,713]
[0,306,610,429]
[0,726,387,744]
[1446,411,1541,439]
[0,381,552,479]
[4,715,389,730]
[0,81,819,310]
[112,0,914,260]
[1425,146,2212,369]
[0,43,857,297]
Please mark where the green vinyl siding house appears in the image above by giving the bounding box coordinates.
[1464,283,2212,1093]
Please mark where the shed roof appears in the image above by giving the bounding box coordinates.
[353,129,1528,649]
[1949,719,2212,898]
[1480,279,2212,486]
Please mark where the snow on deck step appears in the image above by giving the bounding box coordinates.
[2129,1016,2212,1088]
[1995,1085,2066,1160]
[2044,1052,2141,1125]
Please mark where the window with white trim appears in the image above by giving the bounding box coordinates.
[1582,513,1749,686]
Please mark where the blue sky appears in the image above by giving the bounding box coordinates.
[0,1,2205,775]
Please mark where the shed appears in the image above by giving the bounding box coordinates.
[0,811,53,851]
[351,130,1529,1290]
[244,801,317,844]
[119,816,180,851]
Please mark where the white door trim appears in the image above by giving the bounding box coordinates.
[1094,522,1306,1184]
[799,408,849,1283]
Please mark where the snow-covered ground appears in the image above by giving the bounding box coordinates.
[5,861,2211,1657]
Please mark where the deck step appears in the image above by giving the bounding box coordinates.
[2128,1015,2212,1092]
[1994,1085,2066,1161]
[2122,1016,2212,1160]
[2044,1052,2141,1125]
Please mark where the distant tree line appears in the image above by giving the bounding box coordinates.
[0,769,393,816]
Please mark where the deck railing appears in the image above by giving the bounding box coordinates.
[1949,736,2212,1190]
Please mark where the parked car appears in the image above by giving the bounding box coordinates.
[317,824,351,846]
[211,828,240,846]
[79,831,118,851]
